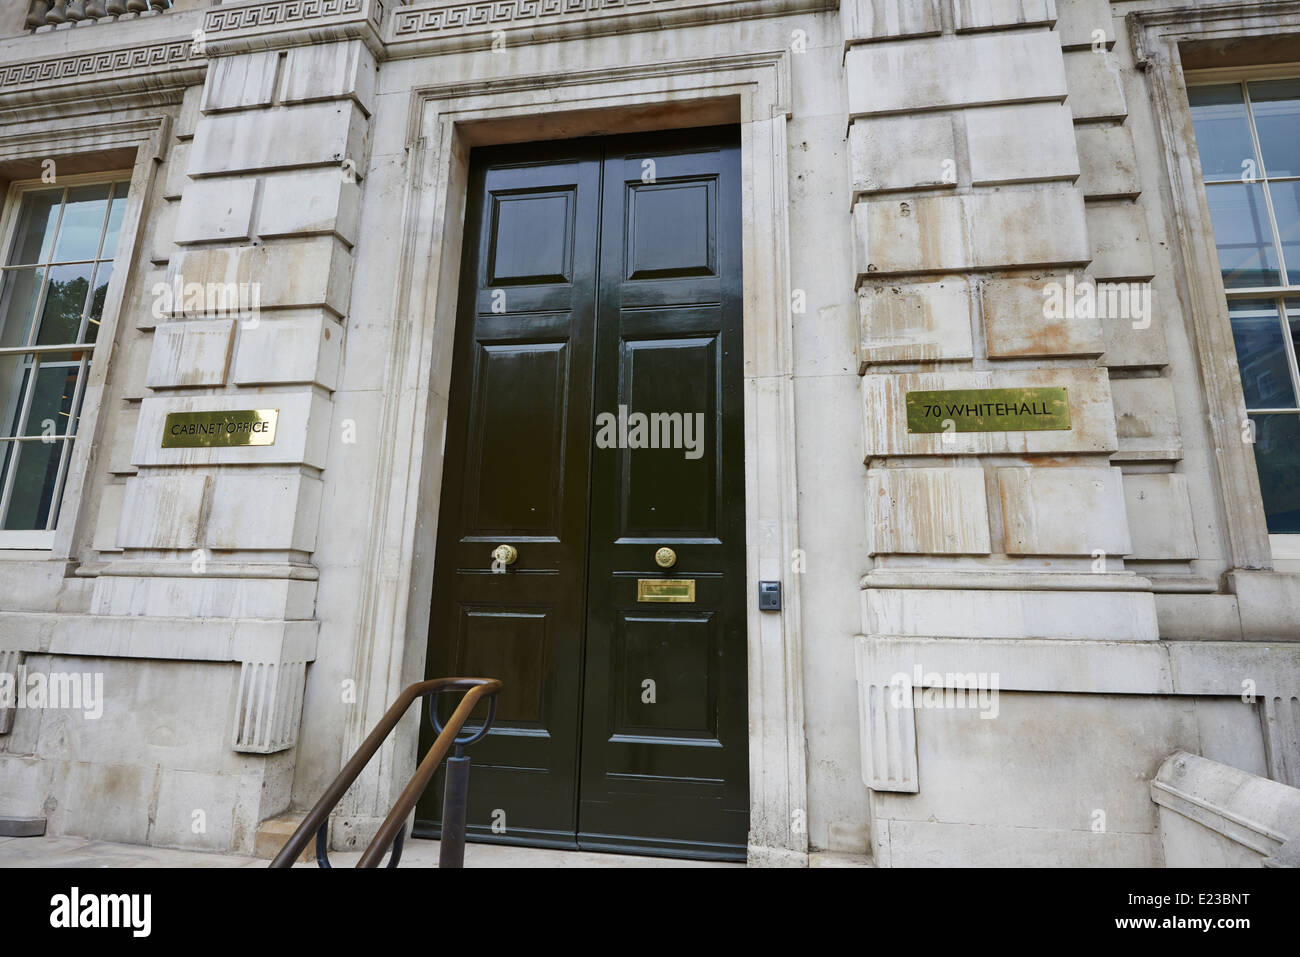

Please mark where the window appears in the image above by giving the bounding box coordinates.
[0,178,129,546]
[1188,79,1300,535]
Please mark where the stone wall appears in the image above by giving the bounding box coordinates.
[847,0,1300,866]
[0,0,1298,866]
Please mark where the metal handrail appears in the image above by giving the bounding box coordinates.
[269,676,502,869]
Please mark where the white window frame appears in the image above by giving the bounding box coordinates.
[1186,63,1300,559]
[0,169,134,551]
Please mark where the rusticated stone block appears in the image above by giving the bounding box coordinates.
[146,319,236,388]
[1056,0,1114,50]
[849,113,957,197]
[847,30,1067,117]
[258,168,361,245]
[982,274,1104,358]
[854,186,1089,279]
[232,312,342,391]
[1063,48,1127,122]
[859,277,974,368]
[1111,376,1182,462]
[998,465,1132,556]
[1086,203,1155,281]
[202,51,279,114]
[842,0,941,45]
[116,472,209,549]
[868,466,992,555]
[1123,472,1199,560]
[168,236,354,317]
[951,0,1056,33]
[966,102,1079,186]
[1075,123,1141,199]
[174,177,256,245]
[280,40,376,115]
[190,102,369,177]
[206,472,323,553]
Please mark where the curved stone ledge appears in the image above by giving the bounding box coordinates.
[1152,751,1300,867]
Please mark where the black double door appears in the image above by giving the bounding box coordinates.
[414,127,748,859]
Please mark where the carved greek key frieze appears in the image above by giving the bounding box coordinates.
[392,0,660,35]
[0,38,195,93]
[203,0,383,34]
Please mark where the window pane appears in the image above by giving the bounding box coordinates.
[1249,79,1300,178]
[84,261,113,344]
[1268,180,1300,285]
[1189,84,1258,180]
[1229,300,1297,408]
[1290,300,1300,390]
[0,442,14,520]
[99,184,130,261]
[20,361,79,438]
[51,184,111,263]
[0,355,26,436]
[7,188,61,266]
[1251,413,1300,533]
[0,438,66,530]
[67,359,88,438]
[34,263,93,346]
[1205,182,1282,287]
[0,266,47,349]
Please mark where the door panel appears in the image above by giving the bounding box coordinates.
[416,144,601,845]
[418,128,746,860]
[619,328,720,537]
[465,341,571,534]
[579,130,747,857]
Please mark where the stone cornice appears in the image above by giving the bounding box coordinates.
[387,0,836,55]
[0,36,197,94]
[204,0,386,30]
[202,0,833,57]
[202,0,389,57]
[0,112,171,160]
[1127,0,1300,69]
[0,0,827,117]
[0,35,204,114]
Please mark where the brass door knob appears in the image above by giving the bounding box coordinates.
[655,547,677,569]
[492,544,518,566]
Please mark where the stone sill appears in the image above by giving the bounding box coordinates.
[0,611,318,664]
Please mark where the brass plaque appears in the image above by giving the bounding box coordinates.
[637,579,696,603]
[162,409,279,448]
[905,388,1070,433]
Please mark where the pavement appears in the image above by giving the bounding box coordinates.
[0,834,742,868]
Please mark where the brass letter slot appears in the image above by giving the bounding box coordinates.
[637,579,696,603]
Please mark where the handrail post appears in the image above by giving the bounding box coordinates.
[439,749,472,868]
[270,677,500,868]
[355,681,500,868]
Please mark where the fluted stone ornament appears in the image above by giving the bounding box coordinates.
[26,1,51,28]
